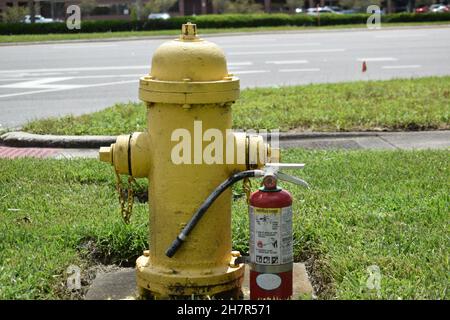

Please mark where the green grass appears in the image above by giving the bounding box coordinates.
[0,149,448,299]
[1,21,449,43]
[23,77,450,135]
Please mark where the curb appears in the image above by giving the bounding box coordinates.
[1,24,449,47]
[0,131,380,149]
[0,132,117,148]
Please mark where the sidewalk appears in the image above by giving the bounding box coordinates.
[0,131,448,159]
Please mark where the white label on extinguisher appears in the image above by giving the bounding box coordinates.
[256,273,282,291]
[249,206,293,265]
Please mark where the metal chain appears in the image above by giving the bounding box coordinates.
[243,177,252,204]
[114,170,138,224]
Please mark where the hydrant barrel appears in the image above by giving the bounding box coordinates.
[99,23,274,299]
[137,23,246,298]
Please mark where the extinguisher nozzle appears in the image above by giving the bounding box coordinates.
[166,236,184,258]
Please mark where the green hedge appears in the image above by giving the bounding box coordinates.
[1,12,449,35]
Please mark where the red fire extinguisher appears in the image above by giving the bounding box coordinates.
[249,173,294,300]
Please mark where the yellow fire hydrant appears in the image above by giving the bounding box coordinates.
[99,23,277,299]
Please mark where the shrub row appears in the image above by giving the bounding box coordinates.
[1,12,449,35]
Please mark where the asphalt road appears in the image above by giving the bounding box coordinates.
[1,26,450,129]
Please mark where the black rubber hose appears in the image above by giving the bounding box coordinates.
[165,170,258,258]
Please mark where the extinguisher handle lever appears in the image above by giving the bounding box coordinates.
[276,171,309,189]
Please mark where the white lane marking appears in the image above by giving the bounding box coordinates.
[228,66,243,70]
[279,68,320,72]
[222,43,320,48]
[0,79,138,99]
[51,44,118,49]
[233,70,270,75]
[266,60,308,65]
[216,38,278,44]
[357,57,398,62]
[374,34,426,38]
[0,78,34,82]
[229,48,345,55]
[382,65,422,69]
[0,77,79,90]
[228,62,253,66]
[60,74,142,80]
[0,65,149,74]
[0,74,141,82]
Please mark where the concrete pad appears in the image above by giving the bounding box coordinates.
[85,263,313,300]
[84,268,137,300]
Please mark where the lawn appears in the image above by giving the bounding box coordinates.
[0,149,448,299]
[22,77,450,135]
[1,22,450,44]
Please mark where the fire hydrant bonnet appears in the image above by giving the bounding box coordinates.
[150,39,228,82]
[139,23,239,105]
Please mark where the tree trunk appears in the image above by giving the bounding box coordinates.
[264,0,271,13]
[179,0,185,16]
[50,0,55,19]
[136,0,142,20]
[28,0,35,23]
[407,0,416,13]
[201,0,207,14]
[387,0,392,14]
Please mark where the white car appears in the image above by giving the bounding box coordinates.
[23,15,54,23]
[429,4,449,12]
[306,7,341,16]
[148,13,171,20]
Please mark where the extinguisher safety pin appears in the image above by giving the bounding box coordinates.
[263,163,309,189]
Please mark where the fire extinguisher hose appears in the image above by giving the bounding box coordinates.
[165,170,263,258]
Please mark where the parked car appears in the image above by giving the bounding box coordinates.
[429,4,449,12]
[23,15,54,23]
[415,6,429,13]
[326,6,343,13]
[342,8,359,14]
[148,13,171,20]
[306,7,342,16]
